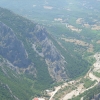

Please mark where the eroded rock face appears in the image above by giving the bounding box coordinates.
[91,93,100,100]
[0,22,31,68]
[0,21,68,81]
[30,25,68,81]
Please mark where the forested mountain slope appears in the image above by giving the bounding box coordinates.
[0,7,90,99]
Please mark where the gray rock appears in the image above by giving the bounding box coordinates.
[0,22,31,68]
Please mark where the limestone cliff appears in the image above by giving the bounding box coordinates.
[0,21,68,81]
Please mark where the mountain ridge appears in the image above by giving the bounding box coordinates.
[0,7,69,82]
[0,7,91,99]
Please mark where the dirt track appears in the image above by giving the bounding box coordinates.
[48,53,100,100]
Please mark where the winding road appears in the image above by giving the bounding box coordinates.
[48,53,100,100]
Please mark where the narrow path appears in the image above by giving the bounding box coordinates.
[49,86,61,100]
[48,83,68,100]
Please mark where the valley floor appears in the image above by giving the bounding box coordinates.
[45,53,100,100]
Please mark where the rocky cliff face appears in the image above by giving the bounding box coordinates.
[0,22,37,77]
[30,25,68,81]
[0,21,68,81]
[91,94,100,100]
[0,22,31,68]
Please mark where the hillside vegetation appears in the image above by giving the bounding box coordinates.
[0,0,100,99]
